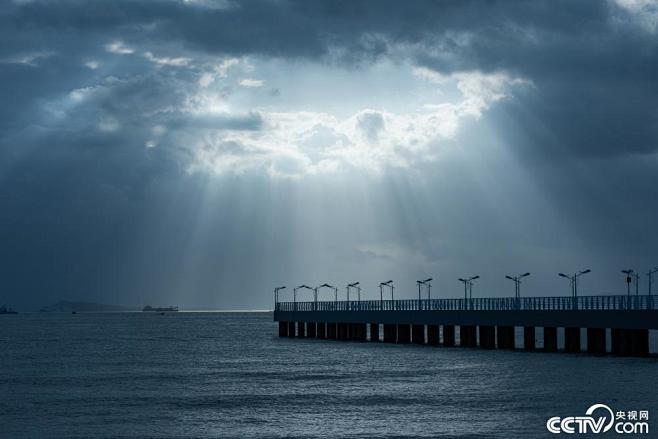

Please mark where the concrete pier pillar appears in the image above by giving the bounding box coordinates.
[306,322,317,338]
[361,323,368,341]
[460,325,476,347]
[523,326,535,350]
[383,324,397,343]
[287,321,296,338]
[479,326,495,349]
[543,327,558,352]
[359,323,367,341]
[497,326,515,349]
[564,327,580,353]
[350,323,366,341]
[458,326,467,347]
[630,329,649,357]
[278,321,288,337]
[612,328,630,356]
[327,322,337,339]
[443,325,455,347]
[467,326,477,347]
[412,324,425,344]
[586,328,606,354]
[612,328,627,356]
[337,323,348,340]
[317,322,326,339]
[397,324,411,344]
[297,322,306,338]
[427,324,440,346]
[613,329,649,357]
[370,323,380,342]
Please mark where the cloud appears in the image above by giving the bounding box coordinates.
[613,0,658,33]
[186,69,524,178]
[199,72,214,87]
[98,116,120,132]
[198,58,241,87]
[143,51,190,67]
[105,41,134,55]
[4,0,656,169]
[3,1,655,158]
[413,67,448,84]
[216,58,240,77]
[238,78,264,88]
[355,111,385,144]
[1,51,53,66]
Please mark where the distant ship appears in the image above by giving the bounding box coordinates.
[0,304,18,314]
[142,305,178,312]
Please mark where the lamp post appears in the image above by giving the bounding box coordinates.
[347,282,360,302]
[379,280,394,309]
[294,285,313,302]
[458,278,468,300]
[274,286,286,308]
[416,278,433,300]
[317,283,337,302]
[648,268,658,296]
[416,278,432,310]
[558,269,591,309]
[621,270,633,298]
[458,276,479,309]
[505,273,530,309]
[294,285,313,311]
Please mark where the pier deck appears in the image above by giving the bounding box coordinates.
[274,295,657,356]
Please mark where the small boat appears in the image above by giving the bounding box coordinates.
[142,305,178,312]
[0,305,18,314]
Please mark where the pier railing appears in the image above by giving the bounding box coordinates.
[276,295,656,312]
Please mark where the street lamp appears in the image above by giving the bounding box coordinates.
[416,278,433,301]
[416,278,432,310]
[621,270,633,298]
[558,269,591,308]
[317,283,338,302]
[274,286,286,307]
[347,282,361,301]
[379,280,394,302]
[458,276,479,300]
[293,285,313,303]
[648,268,658,296]
[504,273,530,300]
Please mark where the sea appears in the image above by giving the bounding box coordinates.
[1,312,657,438]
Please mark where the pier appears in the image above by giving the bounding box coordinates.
[274,295,657,357]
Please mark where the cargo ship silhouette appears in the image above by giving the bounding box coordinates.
[142,305,178,312]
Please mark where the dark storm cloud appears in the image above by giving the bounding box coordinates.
[4,0,656,158]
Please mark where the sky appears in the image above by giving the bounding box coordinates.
[1,0,658,310]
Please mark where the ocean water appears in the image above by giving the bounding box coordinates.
[1,312,657,438]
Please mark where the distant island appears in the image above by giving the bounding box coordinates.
[142,305,178,312]
[39,301,133,313]
[1,304,18,314]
